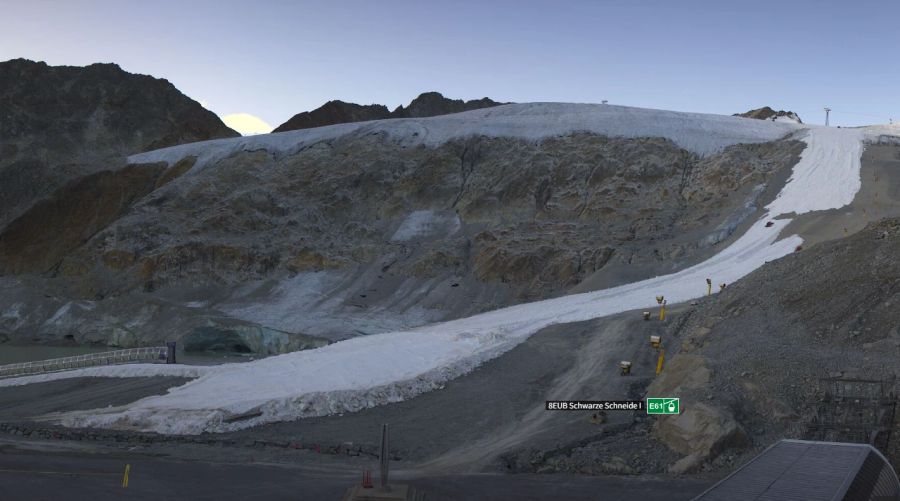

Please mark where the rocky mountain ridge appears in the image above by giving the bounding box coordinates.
[272,91,504,132]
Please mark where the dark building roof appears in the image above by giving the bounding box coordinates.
[694,440,899,500]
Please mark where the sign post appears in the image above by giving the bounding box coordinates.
[647,398,680,415]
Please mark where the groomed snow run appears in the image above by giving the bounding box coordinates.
[128,103,801,171]
[12,117,891,435]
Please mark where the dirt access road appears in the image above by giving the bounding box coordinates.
[419,314,669,472]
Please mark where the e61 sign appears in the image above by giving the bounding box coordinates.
[647,398,680,415]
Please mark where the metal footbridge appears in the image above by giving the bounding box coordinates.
[0,343,176,379]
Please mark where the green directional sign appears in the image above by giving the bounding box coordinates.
[647,397,680,415]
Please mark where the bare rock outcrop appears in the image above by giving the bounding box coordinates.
[735,106,802,124]
[658,404,748,474]
[646,356,747,473]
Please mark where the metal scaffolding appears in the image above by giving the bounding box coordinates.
[805,374,897,452]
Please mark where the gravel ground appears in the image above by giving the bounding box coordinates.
[0,446,714,501]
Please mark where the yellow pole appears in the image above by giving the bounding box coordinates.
[659,302,666,321]
[656,349,665,375]
[122,464,130,488]
[707,283,711,296]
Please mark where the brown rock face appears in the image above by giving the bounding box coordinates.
[136,243,281,289]
[285,249,344,273]
[0,163,165,274]
[0,58,238,230]
[472,225,615,298]
[0,156,201,275]
[273,92,505,132]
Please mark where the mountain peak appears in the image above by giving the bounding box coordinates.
[395,91,503,118]
[735,106,803,124]
[274,92,506,133]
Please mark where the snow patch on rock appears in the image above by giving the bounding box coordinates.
[391,210,461,242]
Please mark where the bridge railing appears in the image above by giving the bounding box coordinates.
[0,346,169,379]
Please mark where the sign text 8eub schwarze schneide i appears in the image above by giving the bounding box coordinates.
[545,400,644,411]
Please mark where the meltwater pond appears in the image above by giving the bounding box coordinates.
[0,345,110,365]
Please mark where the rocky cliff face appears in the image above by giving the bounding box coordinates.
[735,106,802,124]
[0,127,803,348]
[0,59,238,230]
[272,92,504,132]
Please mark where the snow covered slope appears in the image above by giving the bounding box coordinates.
[15,122,890,435]
[128,103,801,171]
